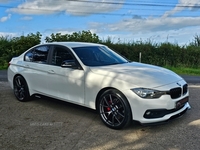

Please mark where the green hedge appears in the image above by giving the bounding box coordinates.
[0,32,41,69]
[0,30,200,69]
[100,42,200,68]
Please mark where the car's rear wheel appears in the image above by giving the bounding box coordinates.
[98,89,132,129]
[13,76,30,102]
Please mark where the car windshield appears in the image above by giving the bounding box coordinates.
[72,46,128,66]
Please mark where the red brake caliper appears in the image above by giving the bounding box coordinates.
[107,107,111,111]
[106,99,112,111]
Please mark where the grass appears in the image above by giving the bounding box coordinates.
[164,66,200,76]
[0,66,8,70]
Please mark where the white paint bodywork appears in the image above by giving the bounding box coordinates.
[7,42,190,124]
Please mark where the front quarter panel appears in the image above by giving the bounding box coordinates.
[84,69,135,109]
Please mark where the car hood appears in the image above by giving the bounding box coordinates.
[90,62,183,88]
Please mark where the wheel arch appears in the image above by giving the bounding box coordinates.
[95,87,115,110]
[12,73,32,101]
[95,87,132,115]
[13,74,25,84]
[13,74,31,95]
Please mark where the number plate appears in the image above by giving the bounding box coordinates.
[176,97,189,109]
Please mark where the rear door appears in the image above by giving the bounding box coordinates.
[23,45,51,94]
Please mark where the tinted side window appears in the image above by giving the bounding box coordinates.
[25,46,50,63]
[51,46,74,66]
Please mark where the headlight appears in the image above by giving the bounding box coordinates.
[132,88,166,99]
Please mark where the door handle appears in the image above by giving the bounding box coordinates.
[24,65,30,68]
[48,70,55,74]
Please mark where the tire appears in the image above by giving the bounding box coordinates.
[97,89,132,129]
[13,76,30,102]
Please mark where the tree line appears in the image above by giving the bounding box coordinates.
[0,30,200,69]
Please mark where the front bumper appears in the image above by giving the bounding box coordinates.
[122,80,190,124]
[141,105,189,126]
[143,96,189,119]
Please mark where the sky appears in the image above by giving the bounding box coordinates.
[0,0,200,45]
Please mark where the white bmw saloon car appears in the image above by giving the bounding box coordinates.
[7,42,190,129]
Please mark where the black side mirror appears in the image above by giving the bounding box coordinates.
[61,60,78,69]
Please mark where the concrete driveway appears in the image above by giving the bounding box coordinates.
[0,80,200,150]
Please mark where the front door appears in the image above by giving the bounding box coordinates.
[46,45,85,105]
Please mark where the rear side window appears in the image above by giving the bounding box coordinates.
[24,46,50,64]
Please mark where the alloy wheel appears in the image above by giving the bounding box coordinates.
[99,93,126,127]
[13,76,29,101]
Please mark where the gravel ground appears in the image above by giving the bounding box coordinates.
[0,81,200,150]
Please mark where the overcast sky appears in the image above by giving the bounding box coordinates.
[0,0,200,45]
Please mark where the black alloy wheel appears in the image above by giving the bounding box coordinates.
[13,76,30,102]
[98,89,132,129]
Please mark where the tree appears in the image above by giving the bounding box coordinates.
[45,30,100,43]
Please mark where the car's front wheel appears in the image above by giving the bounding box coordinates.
[13,76,30,102]
[97,89,132,129]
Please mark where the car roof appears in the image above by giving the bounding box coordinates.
[45,42,104,48]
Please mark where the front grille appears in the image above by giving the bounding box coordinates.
[169,84,188,99]
[183,84,188,95]
[170,87,181,99]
